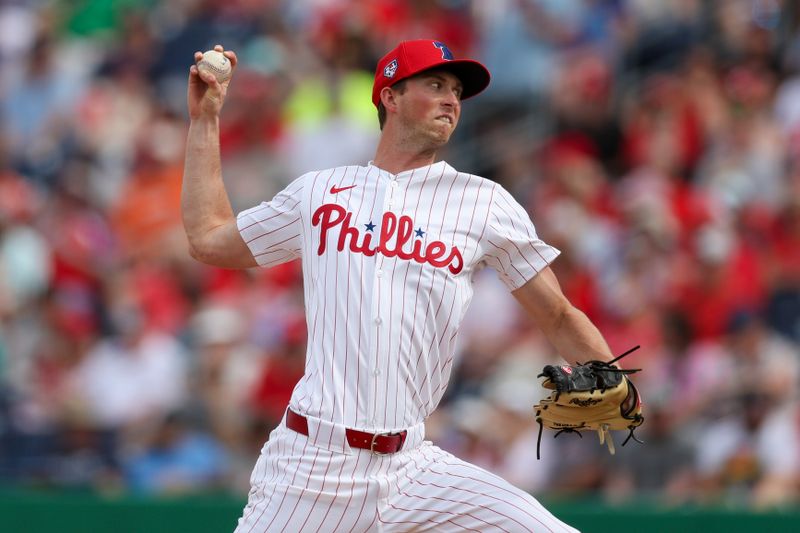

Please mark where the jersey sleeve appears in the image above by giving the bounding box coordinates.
[237,175,305,268]
[480,184,560,290]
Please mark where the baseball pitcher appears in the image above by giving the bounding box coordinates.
[183,39,642,533]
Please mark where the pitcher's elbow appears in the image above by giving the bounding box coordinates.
[187,243,204,262]
[186,236,212,264]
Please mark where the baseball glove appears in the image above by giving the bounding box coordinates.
[534,346,644,459]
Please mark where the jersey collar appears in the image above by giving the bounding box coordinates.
[367,160,449,180]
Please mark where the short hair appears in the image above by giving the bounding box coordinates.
[377,80,407,130]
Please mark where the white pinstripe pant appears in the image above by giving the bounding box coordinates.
[234,423,579,532]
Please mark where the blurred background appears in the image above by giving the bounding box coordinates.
[1,0,800,531]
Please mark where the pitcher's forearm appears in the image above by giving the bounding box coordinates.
[181,47,255,268]
[182,116,234,248]
[512,268,614,365]
[550,307,613,364]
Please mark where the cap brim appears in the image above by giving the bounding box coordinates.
[431,59,491,100]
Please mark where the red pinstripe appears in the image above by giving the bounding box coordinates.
[242,203,302,235]
[408,178,468,416]
[488,220,542,272]
[371,250,383,426]
[381,515,482,532]
[492,188,553,271]
[406,171,471,416]
[243,429,301,532]
[368,166,406,427]
[292,170,328,411]
[389,165,438,426]
[425,171,465,407]
[467,184,493,261]
[389,463,509,532]
[253,233,301,257]
[376,445,556,532]
[488,221,539,269]
[238,442,268,526]
[485,237,529,278]
[351,454,378,531]
[323,445,364,532]
[421,175,486,410]
[246,217,300,244]
[307,169,339,420]
[290,172,321,409]
[293,170,360,530]
[494,192,523,235]
[338,167,372,427]
[235,162,568,533]
[398,166,450,424]
[412,448,556,532]
[380,505,484,532]
[326,166,353,429]
[292,444,331,531]
[404,174,478,418]
[356,170,381,425]
[384,168,416,426]
[268,445,321,531]
[416,270,461,415]
[239,193,302,232]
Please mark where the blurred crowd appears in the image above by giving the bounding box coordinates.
[1,0,800,510]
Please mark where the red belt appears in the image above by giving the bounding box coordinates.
[285,408,408,455]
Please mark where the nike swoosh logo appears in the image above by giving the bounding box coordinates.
[330,184,357,194]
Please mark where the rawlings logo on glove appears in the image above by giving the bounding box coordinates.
[569,397,602,407]
[534,346,644,459]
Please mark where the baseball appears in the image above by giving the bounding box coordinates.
[197,49,232,83]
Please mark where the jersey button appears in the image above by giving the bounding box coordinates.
[374,317,383,325]
[391,181,398,189]
[373,368,381,376]
[376,269,383,278]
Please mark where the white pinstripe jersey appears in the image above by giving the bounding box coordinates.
[237,161,559,433]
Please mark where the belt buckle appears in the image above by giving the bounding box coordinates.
[369,431,399,456]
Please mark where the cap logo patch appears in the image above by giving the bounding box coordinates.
[384,59,398,78]
[433,41,454,60]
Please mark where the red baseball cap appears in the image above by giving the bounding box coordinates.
[372,39,491,108]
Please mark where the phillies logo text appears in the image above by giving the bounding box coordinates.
[312,204,464,274]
